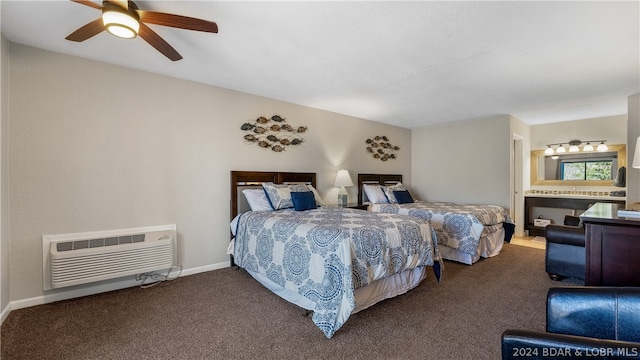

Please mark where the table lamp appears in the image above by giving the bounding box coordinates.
[334,169,353,207]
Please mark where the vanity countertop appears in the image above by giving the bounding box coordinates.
[525,192,625,201]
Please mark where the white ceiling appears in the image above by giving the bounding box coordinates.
[2,1,639,129]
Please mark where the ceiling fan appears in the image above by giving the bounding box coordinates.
[65,0,218,61]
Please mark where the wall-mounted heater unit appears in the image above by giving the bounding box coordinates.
[43,224,177,290]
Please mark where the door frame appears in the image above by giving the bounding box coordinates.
[512,134,525,237]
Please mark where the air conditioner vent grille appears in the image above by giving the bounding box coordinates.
[56,242,73,252]
[56,234,147,252]
[89,239,104,248]
[74,240,89,250]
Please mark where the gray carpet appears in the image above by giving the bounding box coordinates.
[1,244,582,360]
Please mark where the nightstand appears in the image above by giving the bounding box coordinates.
[344,203,368,210]
[325,203,368,210]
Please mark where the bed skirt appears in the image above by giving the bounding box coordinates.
[244,266,429,314]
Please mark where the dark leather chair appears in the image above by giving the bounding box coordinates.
[502,287,640,360]
[545,215,585,281]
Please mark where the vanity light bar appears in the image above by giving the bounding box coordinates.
[545,140,607,155]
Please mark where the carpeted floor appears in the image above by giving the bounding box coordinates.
[1,243,582,360]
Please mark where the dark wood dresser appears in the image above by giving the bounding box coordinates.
[580,202,640,286]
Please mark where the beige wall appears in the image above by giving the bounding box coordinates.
[628,94,640,203]
[530,115,627,151]
[7,44,412,302]
[510,115,531,190]
[411,115,512,209]
[1,33,10,317]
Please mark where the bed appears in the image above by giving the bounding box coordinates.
[357,173,515,265]
[229,171,442,338]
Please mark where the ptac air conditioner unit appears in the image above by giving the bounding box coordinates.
[43,224,177,290]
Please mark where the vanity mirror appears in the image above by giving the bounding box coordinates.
[530,144,626,186]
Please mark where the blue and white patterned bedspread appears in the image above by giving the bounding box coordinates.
[370,201,513,256]
[232,207,441,338]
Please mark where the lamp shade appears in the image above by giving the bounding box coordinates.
[632,137,640,169]
[597,141,608,152]
[334,170,353,187]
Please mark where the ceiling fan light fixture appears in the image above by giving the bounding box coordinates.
[102,9,139,39]
[67,0,218,61]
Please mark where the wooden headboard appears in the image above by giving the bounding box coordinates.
[230,171,317,220]
[357,173,403,206]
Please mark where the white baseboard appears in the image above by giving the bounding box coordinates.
[2,260,231,324]
[181,261,229,277]
[1,302,11,324]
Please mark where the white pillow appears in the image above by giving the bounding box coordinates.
[242,189,273,211]
[306,184,325,206]
[384,182,410,204]
[363,184,389,204]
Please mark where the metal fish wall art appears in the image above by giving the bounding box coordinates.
[241,115,307,152]
[365,135,399,161]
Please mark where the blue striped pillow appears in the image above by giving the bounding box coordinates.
[262,182,310,210]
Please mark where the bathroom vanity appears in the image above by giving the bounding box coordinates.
[524,193,626,236]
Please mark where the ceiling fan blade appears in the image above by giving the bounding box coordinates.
[65,18,105,42]
[70,0,102,10]
[138,11,218,33]
[138,23,183,61]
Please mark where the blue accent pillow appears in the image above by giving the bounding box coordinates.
[393,190,414,204]
[291,191,317,211]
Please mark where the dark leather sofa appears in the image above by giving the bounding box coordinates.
[545,215,585,280]
[502,287,640,359]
